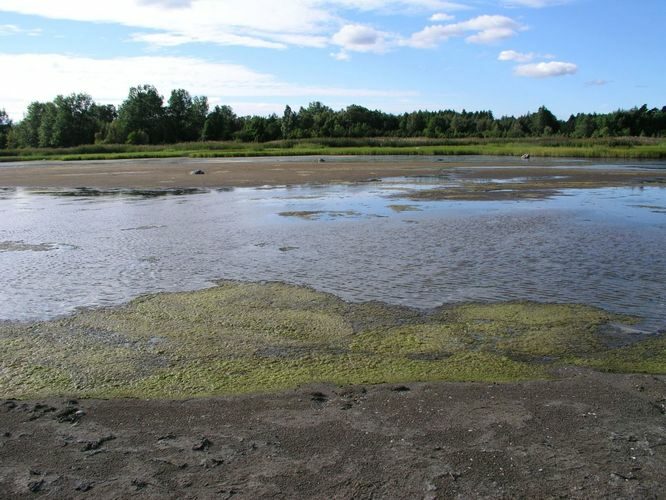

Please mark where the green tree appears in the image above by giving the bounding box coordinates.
[573,114,596,138]
[281,105,294,139]
[0,109,12,149]
[12,101,46,147]
[49,93,98,147]
[202,105,237,141]
[530,106,560,136]
[116,84,165,144]
[165,89,208,142]
[37,102,58,147]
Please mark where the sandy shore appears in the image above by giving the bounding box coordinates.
[0,157,663,192]
[1,368,665,498]
[0,158,448,189]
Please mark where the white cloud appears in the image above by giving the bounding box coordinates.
[0,0,473,50]
[498,50,535,62]
[407,15,524,48]
[138,0,193,7]
[331,50,351,61]
[332,23,391,53]
[0,53,418,120]
[429,13,455,21]
[503,0,569,7]
[129,31,288,49]
[0,23,41,36]
[514,61,577,78]
[331,1,470,12]
[466,27,515,44]
[0,0,337,49]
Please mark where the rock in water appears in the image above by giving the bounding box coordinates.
[521,153,530,160]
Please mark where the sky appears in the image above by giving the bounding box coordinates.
[0,0,664,121]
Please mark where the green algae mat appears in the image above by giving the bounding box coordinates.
[1,281,664,399]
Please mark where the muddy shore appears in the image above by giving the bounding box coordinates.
[0,157,445,189]
[1,368,665,499]
[0,156,664,191]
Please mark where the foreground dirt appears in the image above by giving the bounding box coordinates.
[1,368,665,499]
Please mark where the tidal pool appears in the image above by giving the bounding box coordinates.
[1,165,665,335]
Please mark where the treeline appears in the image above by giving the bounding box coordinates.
[1,84,665,149]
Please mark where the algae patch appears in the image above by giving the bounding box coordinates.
[387,204,422,213]
[278,210,361,220]
[0,240,58,253]
[395,168,666,202]
[0,281,656,399]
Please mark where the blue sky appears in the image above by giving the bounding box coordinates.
[0,0,664,121]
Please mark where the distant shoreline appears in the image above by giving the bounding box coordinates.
[0,156,664,190]
[1,137,665,165]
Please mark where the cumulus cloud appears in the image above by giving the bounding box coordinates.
[498,50,535,62]
[332,24,392,53]
[138,0,192,8]
[407,15,524,47]
[0,0,475,51]
[514,61,578,78]
[430,13,455,21]
[333,1,470,12]
[0,52,417,120]
[503,0,569,7]
[331,50,351,61]
[0,0,337,49]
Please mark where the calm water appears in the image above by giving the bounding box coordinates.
[1,161,665,333]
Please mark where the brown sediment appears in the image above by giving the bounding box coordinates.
[1,369,665,498]
[278,210,361,220]
[387,204,423,212]
[0,158,663,197]
[401,166,666,201]
[0,158,446,189]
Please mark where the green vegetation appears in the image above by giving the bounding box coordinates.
[0,281,659,400]
[1,136,665,162]
[1,85,664,155]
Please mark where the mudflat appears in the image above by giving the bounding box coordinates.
[1,369,665,498]
[0,158,445,189]
[0,157,666,200]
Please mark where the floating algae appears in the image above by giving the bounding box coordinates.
[396,169,666,202]
[278,210,361,220]
[0,281,659,400]
[0,240,58,253]
[387,204,423,212]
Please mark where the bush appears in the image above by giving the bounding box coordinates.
[126,130,150,145]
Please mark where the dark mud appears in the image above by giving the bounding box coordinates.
[1,369,665,498]
[402,166,666,201]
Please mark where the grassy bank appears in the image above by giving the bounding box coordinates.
[1,137,665,162]
[1,281,662,400]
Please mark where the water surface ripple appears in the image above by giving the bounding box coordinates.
[1,170,665,332]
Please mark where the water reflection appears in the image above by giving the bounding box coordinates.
[0,177,665,334]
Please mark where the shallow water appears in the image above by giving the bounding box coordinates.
[1,163,665,333]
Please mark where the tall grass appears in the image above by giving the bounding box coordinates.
[1,137,665,162]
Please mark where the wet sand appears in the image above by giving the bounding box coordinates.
[1,368,665,498]
[0,157,663,196]
[0,158,445,189]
